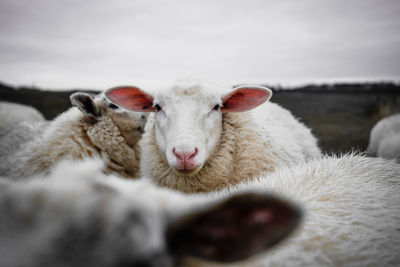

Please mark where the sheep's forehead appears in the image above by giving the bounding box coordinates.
[156,82,228,108]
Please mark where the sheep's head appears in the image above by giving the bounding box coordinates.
[70,92,148,147]
[105,82,271,175]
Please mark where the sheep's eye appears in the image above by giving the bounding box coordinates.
[213,104,220,111]
[154,104,162,112]
[108,103,119,110]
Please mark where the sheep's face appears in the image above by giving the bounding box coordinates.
[152,88,223,175]
[105,82,271,176]
[70,92,148,147]
[100,97,148,147]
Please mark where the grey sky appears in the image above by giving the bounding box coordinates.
[0,0,399,90]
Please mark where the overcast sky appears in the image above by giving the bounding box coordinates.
[0,0,399,90]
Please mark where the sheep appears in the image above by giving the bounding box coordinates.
[0,91,147,179]
[184,153,400,266]
[0,101,45,125]
[0,158,301,267]
[0,120,49,156]
[367,113,400,159]
[0,102,47,152]
[105,79,321,193]
[1,154,399,266]
[376,134,400,160]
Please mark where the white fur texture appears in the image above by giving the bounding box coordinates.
[368,113,400,159]
[0,120,48,154]
[139,80,321,192]
[0,93,147,178]
[0,159,176,267]
[1,154,399,266]
[187,154,400,266]
[0,101,45,125]
[1,158,287,267]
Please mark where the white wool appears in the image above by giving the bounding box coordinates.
[0,120,48,154]
[0,101,45,125]
[0,158,224,267]
[188,154,400,266]
[0,92,147,178]
[368,113,400,159]
[150,77,231,96]
[0,159,172,267]
[0,154,399,266]
[377,134,400,159]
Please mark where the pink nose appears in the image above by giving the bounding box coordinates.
[172,147,199,172]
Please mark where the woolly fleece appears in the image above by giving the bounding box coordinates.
[185,154,400,266]
[0,98,145,178]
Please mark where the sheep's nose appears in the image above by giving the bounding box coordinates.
[172,147,199,172]
[172,147,198,161]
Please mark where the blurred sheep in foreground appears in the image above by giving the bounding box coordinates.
[1,153,399,266]
[189,154,400,266]
[0,159,300,267]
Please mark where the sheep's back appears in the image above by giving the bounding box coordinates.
[251,102,321,163]
[220,155,400,266]
[0,102,45,125]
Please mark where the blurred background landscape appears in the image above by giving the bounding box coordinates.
[1,81,399,154]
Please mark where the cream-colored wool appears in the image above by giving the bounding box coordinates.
[0,94,146,178]
[185,154,400,266]
[140,92,321,193]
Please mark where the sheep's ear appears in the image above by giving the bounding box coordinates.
[166,193,301,263]
[70,92,100,117]
[221,86,272,112]
[105,86,156,112]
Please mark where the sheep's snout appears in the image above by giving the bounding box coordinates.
[166,138,205,175]
[172,147,199,173]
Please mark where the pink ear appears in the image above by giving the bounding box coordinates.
[105,86,155,112]
[221,86,272,112]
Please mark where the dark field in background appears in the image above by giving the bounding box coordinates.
[1,82,399,155]
[271,84,400,154]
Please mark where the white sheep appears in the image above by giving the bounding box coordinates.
[106,80,321,193]
[0,158,301,267]
[0,120,49,157]
[0,92,147,178]
[0,101,45,125]
[367,113,400,159]
[0,102,46,148]
[185,154,400,266]
[0,154,399,266]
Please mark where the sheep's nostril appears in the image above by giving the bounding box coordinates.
[188,148,198,160]
[172,148,183,160]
